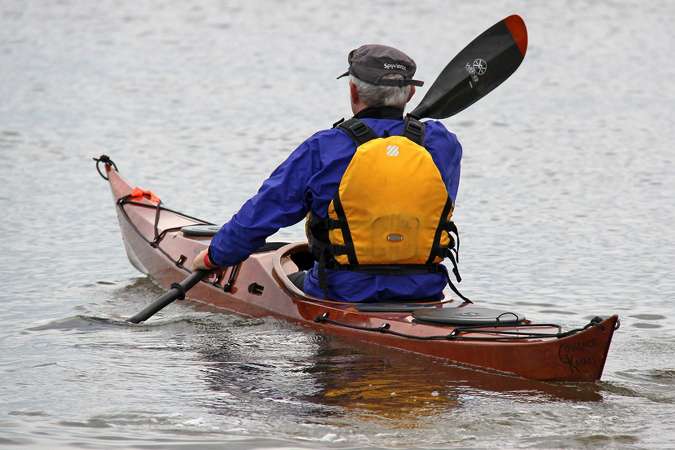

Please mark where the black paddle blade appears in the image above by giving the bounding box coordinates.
[410,15,527,120]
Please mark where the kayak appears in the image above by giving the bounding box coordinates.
[96,156,619,382]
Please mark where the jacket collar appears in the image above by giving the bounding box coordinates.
[354,106,404,120]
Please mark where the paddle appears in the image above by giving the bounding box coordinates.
[409,14,527,120]
[127,269,209,323]
[126,15,527,324]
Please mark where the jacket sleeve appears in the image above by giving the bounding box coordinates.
[445,132,462,202]
[425,121,463,202]
[208,140,313,267]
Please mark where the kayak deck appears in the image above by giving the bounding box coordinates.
[99,157,618,381]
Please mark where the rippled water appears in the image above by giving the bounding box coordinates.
[1,1,674,448]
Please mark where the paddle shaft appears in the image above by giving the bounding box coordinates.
[127,269,208,323]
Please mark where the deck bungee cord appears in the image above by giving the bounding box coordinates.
[315,312,619,342]
[96,154,212,259]
[95,155,289,291]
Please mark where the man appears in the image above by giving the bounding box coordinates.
[193,44,463,302]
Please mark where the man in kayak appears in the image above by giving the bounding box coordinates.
[193,44,464,302]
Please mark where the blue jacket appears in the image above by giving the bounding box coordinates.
[209,106,463,301]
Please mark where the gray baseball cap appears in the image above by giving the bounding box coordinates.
[337,44,424,87]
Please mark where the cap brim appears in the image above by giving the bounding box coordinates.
[376,78,425,87]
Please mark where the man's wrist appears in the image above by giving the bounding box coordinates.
[204,248,217,269]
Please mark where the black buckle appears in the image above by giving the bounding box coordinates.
[326,218,343,229]
[404,116,424,144]
[329,244,349,255]
[348,120,371,138]
[339,118,377,146]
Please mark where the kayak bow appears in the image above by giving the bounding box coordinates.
[97,157,618,382]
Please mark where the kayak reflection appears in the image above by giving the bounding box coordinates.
[305,338,603,421]
[191,318,603,422]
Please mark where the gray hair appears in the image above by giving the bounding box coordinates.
[350,74,412,108]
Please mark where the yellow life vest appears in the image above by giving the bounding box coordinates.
[308,117,462,288]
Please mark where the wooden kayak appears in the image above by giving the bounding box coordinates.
[96,156,619,381]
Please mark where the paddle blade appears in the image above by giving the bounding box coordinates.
[410,15,528,120]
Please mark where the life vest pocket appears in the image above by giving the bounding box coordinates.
[368,214,420,263]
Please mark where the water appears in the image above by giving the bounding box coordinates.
[1,0,674,448]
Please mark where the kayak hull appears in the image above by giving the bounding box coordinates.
[103,162,618,382]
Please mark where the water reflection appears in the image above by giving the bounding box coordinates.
[193,322,603,426]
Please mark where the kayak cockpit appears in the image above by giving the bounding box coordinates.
[271,242,532,326]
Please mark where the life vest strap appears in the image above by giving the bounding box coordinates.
[443,220,460,262]
[403,115,425,145]
[325,261,473,303]
[426,197,455,265]
[338,118,378,146]
[326,263,446,275]
[441,254,473,303]
[330,194,358,265]
[338,116,427,146]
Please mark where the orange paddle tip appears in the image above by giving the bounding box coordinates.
[504,14,528,56]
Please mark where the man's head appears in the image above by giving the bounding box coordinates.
[337,44,423,114]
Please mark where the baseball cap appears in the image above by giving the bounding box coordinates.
[337,44,424,87]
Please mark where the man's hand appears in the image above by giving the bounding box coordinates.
[193,248,216,271]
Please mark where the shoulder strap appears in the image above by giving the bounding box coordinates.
[338,118,378,146]
[403,115,425,145]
